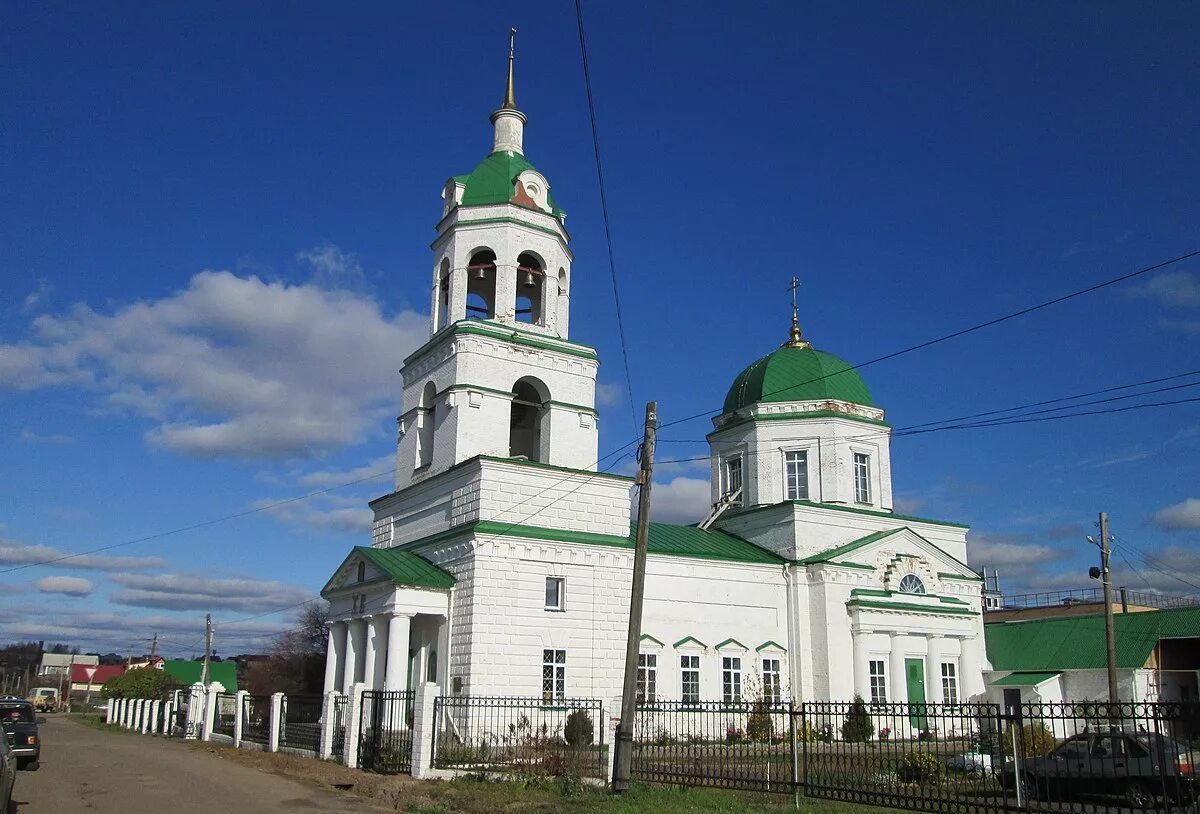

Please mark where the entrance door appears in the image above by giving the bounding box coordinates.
[905,658,928,729]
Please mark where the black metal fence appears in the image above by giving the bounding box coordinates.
[174,691,191,737]
[432,696,607,780]
[280,695,322,753]
[241,694,271,745]
[632,700,793,793]
[331,694,348,758]
[358,690,415,774]
[211,693,237,739]
[631,700,1200,813]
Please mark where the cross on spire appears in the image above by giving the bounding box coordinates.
[501,27,518,110]
[785,276,810,348]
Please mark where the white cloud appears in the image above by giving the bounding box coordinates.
[296,242,369,293]
[21,279,53,314]
[644,476,711,525]
[109,572,313,614]
[0,539,166,572]
[1159,317,1200,334]
[255,497,375,535]
[18,428,72,445]
[966,532,1061,573]
[892,495,925,515]
[1152,498,1200,531]
[296,455,395,489]
[1130,270,1200,309]
[595,382,623,407]
[0,261,427,460]
[34,576,93,597]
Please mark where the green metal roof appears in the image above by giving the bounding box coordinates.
[797,528,898,565]
[641,523,785,565]
[986,606,1200,671]
[723,345,873,414]
[162,660,238,692]
[356,546,455,590]
[456,151,564,217]
[992,671,1061,687]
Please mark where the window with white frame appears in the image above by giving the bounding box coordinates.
[941,662,958,706]
[722,656,742,705]
[542,649,566,703]
[784,450,809,501]
[637,653,657,704]
[762,658,781,703]
[680,655,700,704]
[724,456,743,504]
[869,659,887,706]
[853,453,871,504]
[544,577,564,611]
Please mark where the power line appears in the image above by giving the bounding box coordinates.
[656,248,1200,433]
[574,0,638,436]
[1112,535,1200,594]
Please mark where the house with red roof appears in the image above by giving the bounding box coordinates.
[69,663,126,694]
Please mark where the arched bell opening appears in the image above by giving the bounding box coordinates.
[514,252,545,326]
[416,381,437,469]
[466,250,497,320]
[509,376,550,462]
[436,257,451,330]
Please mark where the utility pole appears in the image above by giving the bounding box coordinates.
[149,633,159,660]
[1099,512,1119,704]
[612,401,657,793]
[201,614,213,688]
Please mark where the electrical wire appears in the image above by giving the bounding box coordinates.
[574,0,638,435]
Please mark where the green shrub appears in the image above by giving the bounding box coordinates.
[897,751,944,785]
[841,694,874,743]
[1003,722,1057,758]
[564,709,594,747]
[746,700,774,742]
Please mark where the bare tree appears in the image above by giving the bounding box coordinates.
[246,601,329,695]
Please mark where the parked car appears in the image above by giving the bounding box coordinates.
[1003,729,1195,808]
[26,687,57,713]
[0,730,15,814]
[0,699,40,771]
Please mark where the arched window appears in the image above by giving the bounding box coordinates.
[514,252,544,325]
[416,381,436,469]
[466,250,496,320]
[356,561,366,583]
[436,257,451,330]
[898,574,926,595]
[509,377,549,461]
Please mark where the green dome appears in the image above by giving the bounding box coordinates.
[722,344,873,414]
[455,151,564,218]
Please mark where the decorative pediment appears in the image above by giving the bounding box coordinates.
[320,545,454,597]
[799,527,977,581]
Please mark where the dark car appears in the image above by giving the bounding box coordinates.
[1005,729,1195,808]
[0,731,14,813]
[0,699,40,771]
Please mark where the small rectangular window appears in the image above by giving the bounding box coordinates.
[722,656,742,705]
[680,655,700,704]
[637,653,657,704]
[941,662,958,706]
[785,450,809,501]
[542,648,566,703]
[853,453,871,504]
[869,659,887,706]
[544,577,564,611]
[725,456,743,505]
[762,658,781,703]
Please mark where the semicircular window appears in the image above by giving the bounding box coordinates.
[898,574,926,595]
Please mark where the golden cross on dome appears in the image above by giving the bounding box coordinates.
[785,276,810,348]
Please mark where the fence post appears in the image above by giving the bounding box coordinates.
[606,698,620,783]
[119,698,128,729]
[269,692,284,752]
[185,682,206,739]
[133,699,144,731]
[344,682,366,769]
[161,694,174,735]
[318,692,338,760]
[202,682,224,741]
[790,701,801,804]
[125,698,134,729]
[105,698,115,725]
[143,701,155,734]
[410,682,437,778]
[233,689,248,747]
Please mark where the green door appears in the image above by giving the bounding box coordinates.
[905,658,928,729]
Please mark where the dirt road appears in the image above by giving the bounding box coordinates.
[12,715,383,812]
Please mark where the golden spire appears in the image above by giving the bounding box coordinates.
[501,27,518,110]
[785,276,811,348]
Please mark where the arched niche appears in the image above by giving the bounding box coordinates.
[466,250,497,320]
[509,376,550,462]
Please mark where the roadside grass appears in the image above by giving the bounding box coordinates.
[67,712,126,734]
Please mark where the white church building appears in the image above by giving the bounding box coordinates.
[320,58,987,713]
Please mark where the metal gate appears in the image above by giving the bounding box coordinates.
[357,690,414,774]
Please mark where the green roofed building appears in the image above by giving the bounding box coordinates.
[983,606,1200,705]
[162,659,238,693]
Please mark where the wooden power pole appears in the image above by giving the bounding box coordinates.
[149,632,159,660]
[612,401,657,793]
[1099,512,1119,703]
[201,614,213,687]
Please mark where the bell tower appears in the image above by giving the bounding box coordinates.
[394,32,599,489]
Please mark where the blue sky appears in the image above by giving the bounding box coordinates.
[2,2,1199,656]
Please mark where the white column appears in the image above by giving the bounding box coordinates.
[852,632,872,703]
[369,615,388,690]
[926,636,941,705]
[385,613,412,691]
[410,682,437,778]
[324,622,346,696]
[959,635,983,702]
[318,692,339,760]
[268,692,284,752]
[344,683,366,769]
[889,633,906,705]
[202,684,221,741]
[234,689,248,747]
[343,619,364,695]
[363,615,378,693]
